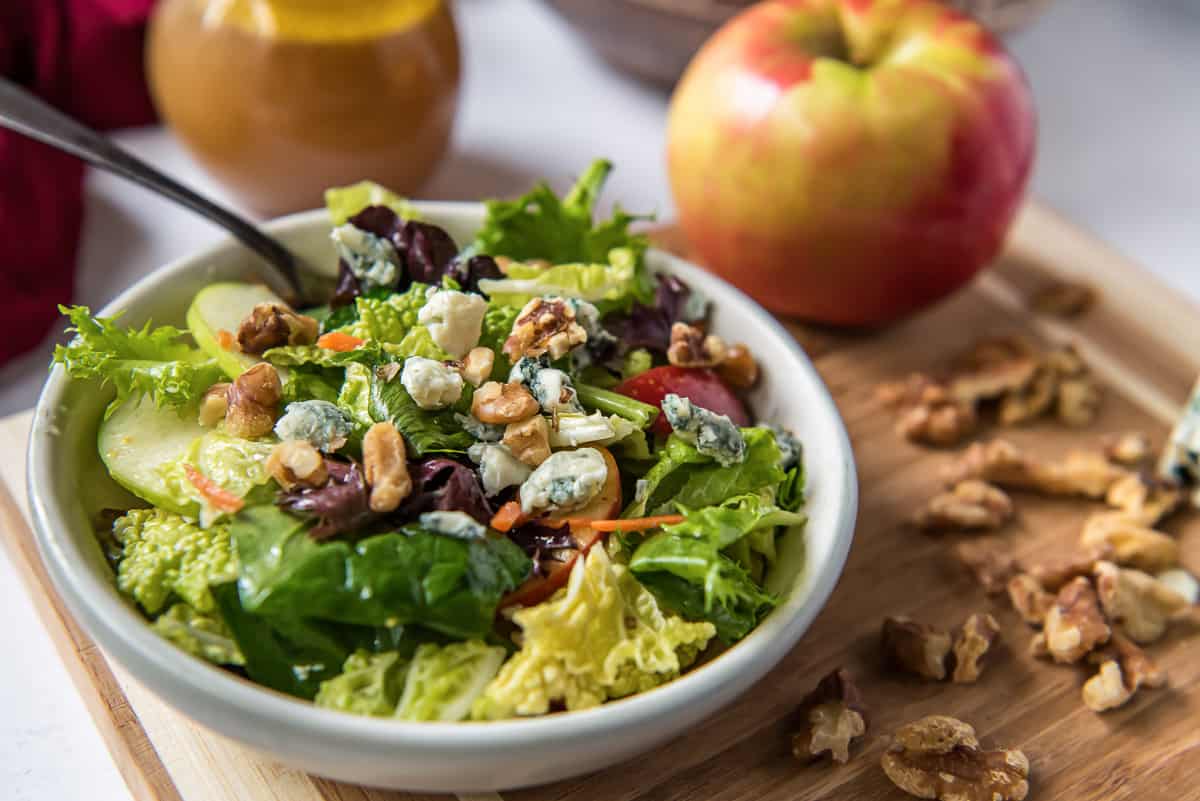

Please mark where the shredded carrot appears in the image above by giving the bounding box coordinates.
[183,464,244,514]
[566,515,685,533]
[317,331,364,352]
[490,500,526,533]
[216,329,237,351]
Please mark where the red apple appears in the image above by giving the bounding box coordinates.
[666,0,1035,325]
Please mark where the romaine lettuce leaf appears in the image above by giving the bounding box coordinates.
[325,180,420,226]
[342,283,434,343]
[113,509,237,615]
[232,506,531,640]
[155,432,277,524]
[476,253,639,312]
[151,602,244,666]
[54,305,225,417]
[263,342,387,367]
[623,427,785,517]
[471,546,714,719]
[629,494,800,643]
[470,159,650,276]
[366,364,474,455]
[315,650,409,717]
[396,641,505,721]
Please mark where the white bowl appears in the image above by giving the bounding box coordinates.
[27,203,857,792]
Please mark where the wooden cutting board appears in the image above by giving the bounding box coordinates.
[2,201,1199,801]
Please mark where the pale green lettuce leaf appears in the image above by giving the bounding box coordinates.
[476,252,639,312]
[395,641,505,721]
[342,283,433,343]
[155,432,276,524]
[325,181,420,226]
[113,509,237,615]
[315,650,409,717]
[471,546,715,719]
[152,602,244,665]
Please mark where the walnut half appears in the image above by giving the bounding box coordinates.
[951,613,1001,684]
[881,715,1030,801]
[791,668,867,765]
[667,322,726,368]
[882,617,951,681]
[1094,561,1189,644]
[944,439,1126,499]
[503,297,587,361]
[911,480,1013,532]
[1043,576,1111,664]
[1082,634,1166,712]
[236,302,318,355]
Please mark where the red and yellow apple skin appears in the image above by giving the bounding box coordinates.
[667,0,1035,325]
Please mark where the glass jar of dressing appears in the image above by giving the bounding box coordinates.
[147,0,460,217]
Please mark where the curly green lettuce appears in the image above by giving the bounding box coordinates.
[341,283,433,343]
[325,180,420,226]
[471,546,715,719]
[315,650,408,717]
[53,305,225,417]
[113,509,238,615]
[151,602,244,666]
[396,641,506,721]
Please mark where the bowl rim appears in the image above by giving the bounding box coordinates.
[27,202,857,750]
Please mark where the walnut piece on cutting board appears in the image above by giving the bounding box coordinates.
[953,540,1018,595]
[1094,561,1189,644]
[1104,432,1153,466]
[1007,574,1055,626]
[951,613,1002,684]
[1104,473,1184,527]
[1082,633,1166,712]
[1030,280,1097,318]
[1043,576,1111,664]
[791,668,868,765]
[911,480,1014,532]
[1080,512,1180,573]
[881,715,1030,801]
[943,439,1127,499]
[882,617,952,681]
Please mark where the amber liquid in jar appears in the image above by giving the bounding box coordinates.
[147,0,460,217]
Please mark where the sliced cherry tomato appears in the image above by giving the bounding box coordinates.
[615,365,750,436]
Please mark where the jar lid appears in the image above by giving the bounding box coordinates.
[198,0,442,41]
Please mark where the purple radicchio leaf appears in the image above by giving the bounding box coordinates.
[330,208,462,305]
[506,521,577,578]
[277,460,376,540]
[403,221,460,284]
[448,254,504,296]
[397,458,493,525]
[605,273,694,353]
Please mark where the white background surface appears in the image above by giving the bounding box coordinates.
[2,0,1197,798]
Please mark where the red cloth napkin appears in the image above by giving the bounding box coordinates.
[0,0,157,365]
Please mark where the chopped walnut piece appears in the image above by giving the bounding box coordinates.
[1029,632,1049,659]
[953,540,1018,595]
[236,302,319,355]
[791,668,867,765]
[1105,473,1183,527]
[882,617,951,681]
[1023,546,1112,592]
[471,381,540,425]
[876,373,943,408]
[225,363,282,438]
[953,336,1039,375]
[948,351,1039,406]
[881,715,1030,801]
[460,346,495,387]
[944,439,1126,499]
[896,388,978,447]
[1044,343,1088,377]
[503,297,587,361]
[1155,568,1200,604]
[1094,561,1188,644]
[912,480,1013,532]
[362,421,412,513]
[1044,576,1111,663]
[997,366,1057,426]
[1057,376,1101,427]
[1105,432,1152,466]
[951,613,1001,683]
[716,343,759,389]
[1082,633,1165,712]
[1007,574,1054,626]
[1080,512,1180,572]
[198,382,231,427]
[667,322,727,368]
[1031,280,1096,317]
[266,440,328,491]
[503,415,551,467]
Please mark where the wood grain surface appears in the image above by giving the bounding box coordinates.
[1,201,1198,800]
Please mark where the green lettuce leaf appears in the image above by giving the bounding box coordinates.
[54,305,225,416]
[396,641,506,721]
[624,427,785,517]
[315,650,409,717]
[155,432,277,525]
[263,342,387,367]
[366,364,474,455]
[232,506,531,640]
[479,304,519,376]
[325,180,420,226]
[778,464,807,513]
[341,283,434,343]
[477,253,640,313]
[470,159,650,276]
[113,509,238,615]
[629,495,801,643]
[281,369,341,405]
[151,602,244,666]
[472,546,714,719]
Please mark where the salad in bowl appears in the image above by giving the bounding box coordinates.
[51,161,808,723]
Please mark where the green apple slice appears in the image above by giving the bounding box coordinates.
[99,395,204,517]
[187,282,286,379]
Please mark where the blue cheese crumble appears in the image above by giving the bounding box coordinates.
[401,356,464,410]
[662,393,747,467]
[567,298,619,369]
[418,289,487,358]
[455,412,504,442]
[330,224,400,291]
[519,448,608,516]
[758,422,802,471]
[419,511,486,540]
[468,442,532,497]
[508,356,583,414]
[273,400,353,453]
